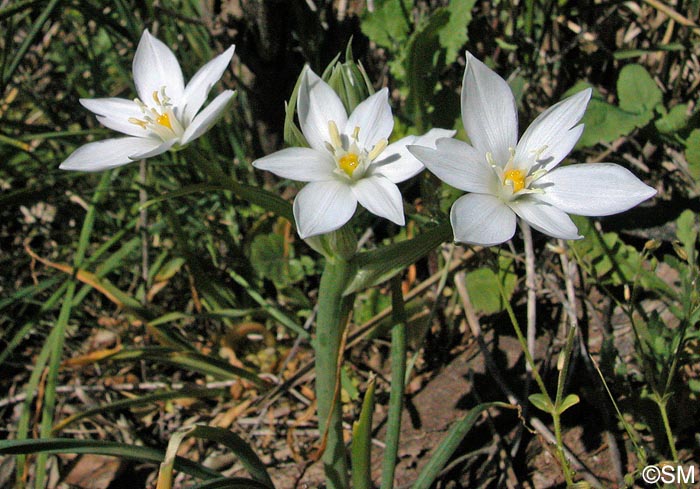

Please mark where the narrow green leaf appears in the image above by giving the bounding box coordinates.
[1,0,61,86]
[0,438,220,481]
[351,376,376,489]
[345,222,451,295]
[190,478,274,489]
[53,387,229,434]
[412,402,514,489]
[98,346,268,387]
[159,426,274,488]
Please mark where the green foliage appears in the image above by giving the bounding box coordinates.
[528,393,554,414]
[464,257,516,314]
[575,64,662,147]
[361,0,475,129]
[249,234,312,287]
[570,216,670,295]
[684,129,700,180]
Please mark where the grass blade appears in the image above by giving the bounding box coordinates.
[0,438,221,481]
[411,402,514,489]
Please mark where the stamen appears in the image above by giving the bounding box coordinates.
[352,126,360,141]
[504,169,526,193]
[328,121,343,149]
[368,139,388,161]
[339,153,360,176]
[152,90,161,106]
[128,117,148,129]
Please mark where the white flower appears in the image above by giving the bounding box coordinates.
[408,52,656,246]
[252,67,454,239]
[60,30,235,171]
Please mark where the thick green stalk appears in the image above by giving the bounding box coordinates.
[380,276,408,489]
[315,258,354,489]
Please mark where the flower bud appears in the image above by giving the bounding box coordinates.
[284,42,373,147]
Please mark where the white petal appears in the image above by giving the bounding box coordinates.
[133,30,185,106]
[345,88,393,149]
[515,89,591,172]
[450,193,516,246]
[293,180,356,238]
[534,163,656,216]
[180,45,235,126]
[297,67,348,152]
[352,176,405,225]
[59,137,161,171]
[373,128,456,183]
[181,90,235,144]
[462,52,518,165]
[129,138,178,159]
[509,198,581,240]
[252,147,335,182]
[408,138,497,193]
[80,98,146,137]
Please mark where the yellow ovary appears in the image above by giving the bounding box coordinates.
[156,112,173,130]
[339,153,360,176]
[503,169,526,193]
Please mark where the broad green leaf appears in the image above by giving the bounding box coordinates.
[578,97,650,147]
[464,257,516,314]
[685,128,700,180]
[676,210,698,266]
[528,393,554,414]
[405,9,450,126]
[439,0,476,64]
[617,64,662,115]
[360,0,412,49]
[556,394,580,415]
[250,234,303,287]
[655,103,689,134]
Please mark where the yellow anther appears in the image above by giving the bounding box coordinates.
[156,112,173,130]
[128,117,148,129]
[152,90,161,106]
[339,153,360,176]
[352,126,360,141]
[328,121,343,149]
[504,169,526,193]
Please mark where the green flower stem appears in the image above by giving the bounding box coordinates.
[655,394,678,462]
[315,257,354,489]
[553,245,580,484]
[380,276,408,489]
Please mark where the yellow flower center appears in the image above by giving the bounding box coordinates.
[503,169,526,193]
[156,112,173,130]
[339,153,360,176]
[128,87,182,140]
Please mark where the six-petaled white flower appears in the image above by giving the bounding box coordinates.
[408,52,656,246]
[252,67,454,239]
[60,30,235,171]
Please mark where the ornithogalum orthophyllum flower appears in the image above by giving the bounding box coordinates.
[60,30,235,171]
[409,52,656,246]
[253,67,454,239]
